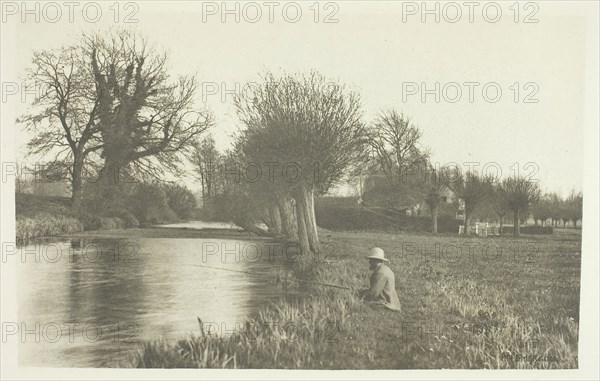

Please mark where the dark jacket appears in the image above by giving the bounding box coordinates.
[365,264,401,311]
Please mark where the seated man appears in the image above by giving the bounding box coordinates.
[359,247,401,312]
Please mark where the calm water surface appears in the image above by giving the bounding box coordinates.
[18,223,289,367]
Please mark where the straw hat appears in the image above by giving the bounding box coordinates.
[365,247,389,262]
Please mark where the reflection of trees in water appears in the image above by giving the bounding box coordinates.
[67,238,149,328]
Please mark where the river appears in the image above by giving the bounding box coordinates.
[17,222,289,367]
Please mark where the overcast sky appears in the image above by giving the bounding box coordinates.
[2,1,597,197]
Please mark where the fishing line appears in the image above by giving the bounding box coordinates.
[186,262,355,290]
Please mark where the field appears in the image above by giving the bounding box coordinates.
[127,228,581,369]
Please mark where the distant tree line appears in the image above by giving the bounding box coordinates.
[530,191,583,228]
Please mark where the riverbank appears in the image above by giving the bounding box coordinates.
[123,229,581,369]
[15,193,233,244]
[70,226,264,241]
[15,194,83,245]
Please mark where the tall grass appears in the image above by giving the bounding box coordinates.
[427,274,578,368]
[129,291,361,368]
[15,193,83,245]
[16,213,83,245]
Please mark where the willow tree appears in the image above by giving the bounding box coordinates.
[235,71,365,258]
[448,170,493,234]
[501,176,541,237]
[235,128,300,242]
[532,193,553,226]
[422,167,451,234]
[491,184,510,233]
[546,192,563,227]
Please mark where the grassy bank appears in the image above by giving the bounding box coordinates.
[124,229,581,369]
[15,193,197,245]
[15,193,83,245]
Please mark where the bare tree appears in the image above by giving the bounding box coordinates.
[20,31,212,210]
[191,134,220,203]
[84,30,212,191]
[18,46,103,207]
[365,110,429,208]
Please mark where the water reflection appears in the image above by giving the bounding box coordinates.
[155,221,240,230]
[18,235,289,367]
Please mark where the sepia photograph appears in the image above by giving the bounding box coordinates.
[0,1,598,380]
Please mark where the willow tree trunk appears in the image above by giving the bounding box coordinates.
[269,204,283,236]
[431,210,438,234]
[294,194,312,264]
[513,209,520,237]
[299,185,319,251]
[237,222,272,237]
[464,211,471,235]
[499,217,504,236]
[277,197,298,241]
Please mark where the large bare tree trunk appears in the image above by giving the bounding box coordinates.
[71,154,84,210]
[99,146,128,186]
[99,157,127,197]
[513,210,520,237]
[464,211,471,235]
[432,210,438,234]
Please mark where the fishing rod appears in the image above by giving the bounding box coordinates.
[186,262,355,291]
